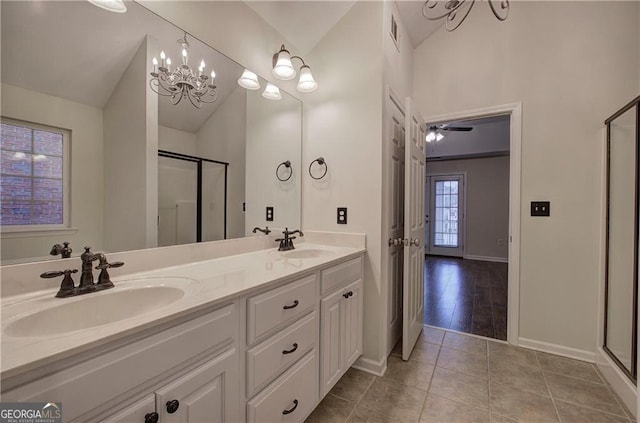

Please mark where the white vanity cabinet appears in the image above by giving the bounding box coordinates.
[320,257,364,397]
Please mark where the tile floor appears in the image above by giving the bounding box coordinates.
[305,327,635,423]
[424,257,508,340]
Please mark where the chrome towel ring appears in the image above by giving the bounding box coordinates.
[308,157,327,180]
[276,160,293,182]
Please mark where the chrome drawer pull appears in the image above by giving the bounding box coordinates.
[283,300,299,310]
[282,343,299,355]
[282,399,299,415]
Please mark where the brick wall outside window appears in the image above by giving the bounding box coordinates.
[0,121,66,226]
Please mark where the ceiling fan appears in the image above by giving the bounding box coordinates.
[425,123,473,142]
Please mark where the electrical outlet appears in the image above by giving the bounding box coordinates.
[498,239,505,246]
[337,207,347,224]
[531,201,550,217]
[266,206,274,221]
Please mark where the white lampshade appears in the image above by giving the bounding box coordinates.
[272,49,296,80]
[296,65,318,92]
[262,83,282,100]
[88,0,127,13]
[237,69,260,90]
[436,133,444,142]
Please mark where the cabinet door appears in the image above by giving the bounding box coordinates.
[342,279,364,368]
[99,394,155,423]
[155,348,239,423]
[320,289,344,396]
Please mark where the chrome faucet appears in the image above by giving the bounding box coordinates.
[276,228,304,251]
[40,246,124,298]
[252,226,271,235]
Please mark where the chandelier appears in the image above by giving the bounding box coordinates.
[422,0,509,32]
[150,33,217,108]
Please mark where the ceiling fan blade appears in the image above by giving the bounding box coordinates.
[443,126,473,131]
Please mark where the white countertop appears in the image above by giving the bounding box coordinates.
[0,243,365,380]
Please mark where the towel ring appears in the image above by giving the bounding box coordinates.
[308,157,328,180]
[276,160,293,182]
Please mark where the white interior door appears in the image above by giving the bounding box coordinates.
[424,176,431,255]
[428,174,464,257]
[402,98,426,361]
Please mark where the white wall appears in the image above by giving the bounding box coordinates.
[413,2,640,353]
[196,87,247,240]
[304,1,385,368]
[427,156,510,260]
[0,83,103,262]
[245,89,301,235]
[103,36,158,253]
[158,125,196,156]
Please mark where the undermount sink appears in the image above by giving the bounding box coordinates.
[282,248,333,259]
[4,277,198,338]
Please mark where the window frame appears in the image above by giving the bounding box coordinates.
[1,116,72,234]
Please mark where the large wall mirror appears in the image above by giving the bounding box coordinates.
[604,95,639,383]
[0,1,301,264]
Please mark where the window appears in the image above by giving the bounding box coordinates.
[1,118,70,231]
[433,180,459,247]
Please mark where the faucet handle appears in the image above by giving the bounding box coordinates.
[95,261,124,270]
[41,270,65,279]
[41,269,78,298]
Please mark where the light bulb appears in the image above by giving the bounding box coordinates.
[200,60,206,69]
[152,57,158,66]
[296,65,318,92]
[166,58,172,65]
[237,69,260,90]
[436,133,444,142]
[426,131,436,143]
[272,47,296,80]
[160,51,166,60]
[210,70,216,79]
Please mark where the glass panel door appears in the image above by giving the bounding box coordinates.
[429,175,464,257]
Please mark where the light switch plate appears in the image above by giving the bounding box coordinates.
[531,201,550,217]
[266,206,274,221]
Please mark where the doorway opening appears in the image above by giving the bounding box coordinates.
[423,115,511,341]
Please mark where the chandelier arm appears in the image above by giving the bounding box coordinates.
[290,55,307,67]
[488,0,509,21]
[422,0,466,21]
[445,0,475,31]
[149,78,177,97]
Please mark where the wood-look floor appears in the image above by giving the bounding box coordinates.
[424,256,508,341]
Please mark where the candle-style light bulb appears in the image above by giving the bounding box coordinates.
[182,48,188,65]
[166,57,172,71]
[152,57,158,73]
[210,69,216,80]
[160,51,166,67]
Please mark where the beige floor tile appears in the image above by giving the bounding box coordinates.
[536,351,603,383]
[424,327,445,345]
[429,367,489,411]
[346,406,401,423]
[555,400,631,423]
[305,393,356,423]
[437,347,488,379]
[331,368,376,402]
[383,354,435,390]
[490,414,518,423]
[489,381,559,423]
[487,342,539,369]
[443,332,488,356]
[419,394,490,423]
[359,378,427,423]
[411,341,441,364]
[544,372,626,416]
[489,356,549,396]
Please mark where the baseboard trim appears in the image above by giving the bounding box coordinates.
[518,337,596,362]
[352,355,387,377]
[595,347,637,417]
[464,254,508,263]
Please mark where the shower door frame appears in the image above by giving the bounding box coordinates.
[158,150,229,242]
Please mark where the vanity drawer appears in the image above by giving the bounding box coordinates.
[247,311,317,397]
[247,350,318,423]
[321,256,362,295]
[247,274,317,344]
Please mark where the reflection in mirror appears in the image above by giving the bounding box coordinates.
[0,1,301,263]
[604,96,639,382]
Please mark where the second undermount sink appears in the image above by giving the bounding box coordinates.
[282,248,334,259]
[4,277,199,338]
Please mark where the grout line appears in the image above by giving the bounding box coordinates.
[537,353,562,422]
[554,397,633,421]
[341,375,377,423]
[539,368,607,385]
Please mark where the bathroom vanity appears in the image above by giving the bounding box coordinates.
[0,237,365,423]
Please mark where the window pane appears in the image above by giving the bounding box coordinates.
[435,182,444,194]
[1,124,31,152]
[33,202,63,224]
[1,176,31,201]
[435,195,443,207]
[34,130,63,156]
[0,201,32,225]
[34,156,62,179]
[451,181,458,194]
[34,178,62,201]
[1,151,32,176]
[443,195,450,206]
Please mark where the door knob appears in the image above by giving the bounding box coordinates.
[388,237,403,246]
[410,238,421,247]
